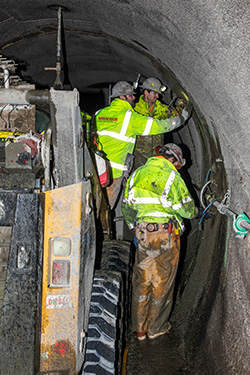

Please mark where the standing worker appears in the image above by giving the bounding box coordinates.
[134,77,186,167]
[94,81,192,209]
[134,77,174,119]
[121,143,205,341]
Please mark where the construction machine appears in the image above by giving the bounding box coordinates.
[0,56,132,375]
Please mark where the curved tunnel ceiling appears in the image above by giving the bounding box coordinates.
[1,1,250,373]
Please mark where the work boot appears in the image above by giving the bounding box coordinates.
[136,332,146,341]
[148,322,172,340]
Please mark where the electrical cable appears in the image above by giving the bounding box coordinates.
[198,198,217,226]
[0,104,8,129]
[7,104,16,129]
[200,180,211,209]
[205,169,211,182]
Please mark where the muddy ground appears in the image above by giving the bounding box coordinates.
[125,301,192,375]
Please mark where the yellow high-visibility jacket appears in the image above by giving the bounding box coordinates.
[121,156,197,231]
[95,99,184,179]
[134,95,174,119]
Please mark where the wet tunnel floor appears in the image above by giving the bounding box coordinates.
[125,304,192,375]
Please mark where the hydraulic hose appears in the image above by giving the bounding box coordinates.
[200,180,211,209]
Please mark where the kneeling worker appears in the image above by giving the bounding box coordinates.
[121,143,200,340]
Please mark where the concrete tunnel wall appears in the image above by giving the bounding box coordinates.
[148,2,250,373]
[81,2,250,372]
[1,0,250,373]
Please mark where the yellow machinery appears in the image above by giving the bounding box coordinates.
[0,77,131,374]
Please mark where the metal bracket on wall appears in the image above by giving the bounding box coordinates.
[200,173,250,239]
[207,195,250,239]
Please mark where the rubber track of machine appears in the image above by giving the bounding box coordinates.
[82,270,122,375]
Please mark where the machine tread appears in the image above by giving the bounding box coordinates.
[101,240,132,331]
[82,270,122,375]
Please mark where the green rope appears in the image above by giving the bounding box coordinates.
[224,218,230,267]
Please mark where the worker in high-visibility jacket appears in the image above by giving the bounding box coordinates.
[134,77,186,165]
[121,143,199,341]
[94,81,192,209]
[134,77,174,120]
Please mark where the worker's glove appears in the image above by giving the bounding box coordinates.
[165,107,173,117]
[196,207,212,220]
[176,98,186,108]
[181,101,193,122]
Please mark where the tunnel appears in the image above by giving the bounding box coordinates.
[1,1,250,374]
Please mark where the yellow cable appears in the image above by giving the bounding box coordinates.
[122,342,130,375]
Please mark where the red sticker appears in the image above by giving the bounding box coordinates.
[54,340,69,356]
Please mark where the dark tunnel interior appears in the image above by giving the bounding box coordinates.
[1,1,250,374]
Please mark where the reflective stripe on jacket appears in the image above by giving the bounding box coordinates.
[95,99,182,178]
[134,95,174,119]
[121,156,197,229]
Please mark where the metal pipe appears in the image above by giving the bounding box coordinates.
[57,7,62,65]
[44,127,52,191]
[53,6,63,89]
[4,68,9,89]
[212,199,236,219]
[0,89,50,105]
[209,198,250,233]
[26,90,50,105]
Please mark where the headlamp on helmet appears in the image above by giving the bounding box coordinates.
[160,85,167,93]
[141,77,167,95]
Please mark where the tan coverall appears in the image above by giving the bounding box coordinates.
[121,156,197,336]
[132,222,180,336]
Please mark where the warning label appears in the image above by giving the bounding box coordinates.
[46,294,72,309]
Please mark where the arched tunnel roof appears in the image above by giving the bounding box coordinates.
[1,1,250,374]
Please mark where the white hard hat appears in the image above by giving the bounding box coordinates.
[141,77,167,94]
[110,81,135,98]
[157,143,186,169]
